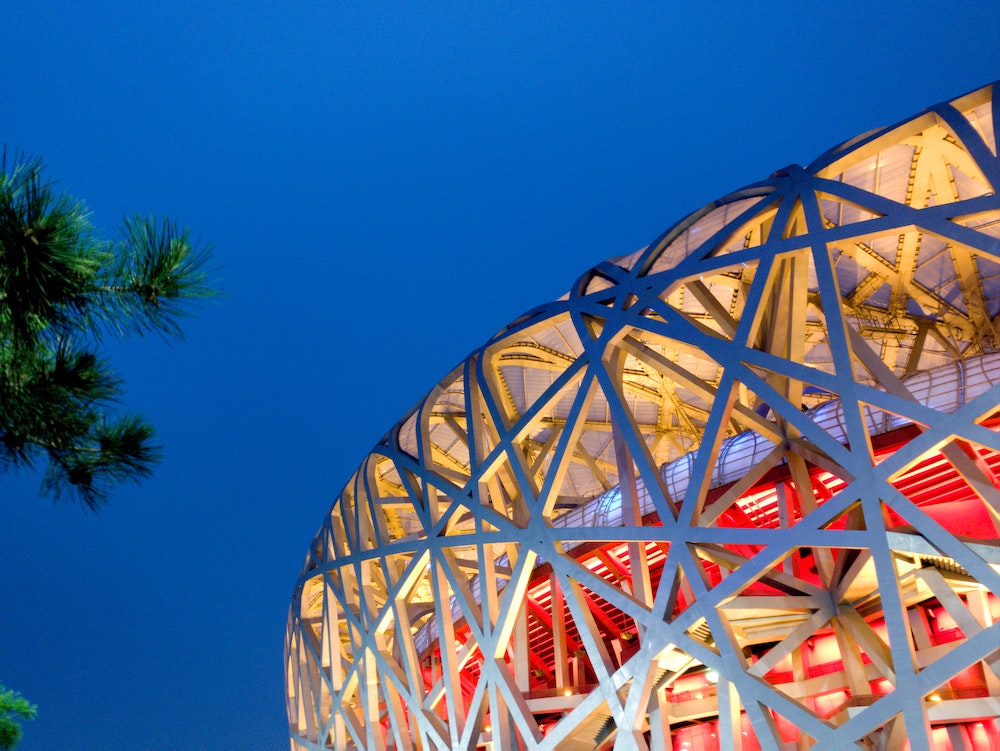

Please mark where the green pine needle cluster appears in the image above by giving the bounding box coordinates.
[0,151,215,509]
[0,684,36,751]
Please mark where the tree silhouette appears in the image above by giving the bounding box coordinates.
[0,152,215,508]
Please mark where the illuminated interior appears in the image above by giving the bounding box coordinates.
[286,82,1000,750]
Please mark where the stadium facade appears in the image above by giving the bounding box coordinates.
[286,82,1000,750]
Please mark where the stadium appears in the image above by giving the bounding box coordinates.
[287,82,1000,750]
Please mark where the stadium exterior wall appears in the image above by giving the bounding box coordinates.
[287,82,1000,750]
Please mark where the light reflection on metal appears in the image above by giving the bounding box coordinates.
[287,82,1000,750]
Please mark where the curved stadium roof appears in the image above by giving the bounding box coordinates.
[287,82,1000,751]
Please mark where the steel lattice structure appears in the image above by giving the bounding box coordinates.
[286,83,1000,750]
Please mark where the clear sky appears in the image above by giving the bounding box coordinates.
[1,3,997,749]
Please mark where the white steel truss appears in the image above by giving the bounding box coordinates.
[287,82,1000,750]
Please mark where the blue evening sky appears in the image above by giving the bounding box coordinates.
[1,3,997,749]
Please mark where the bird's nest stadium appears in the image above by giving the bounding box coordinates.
[287,82,1000,750]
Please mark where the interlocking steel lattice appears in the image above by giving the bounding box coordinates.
[286,83,1000,750]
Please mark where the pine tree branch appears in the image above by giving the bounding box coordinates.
[1,150,215,507]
